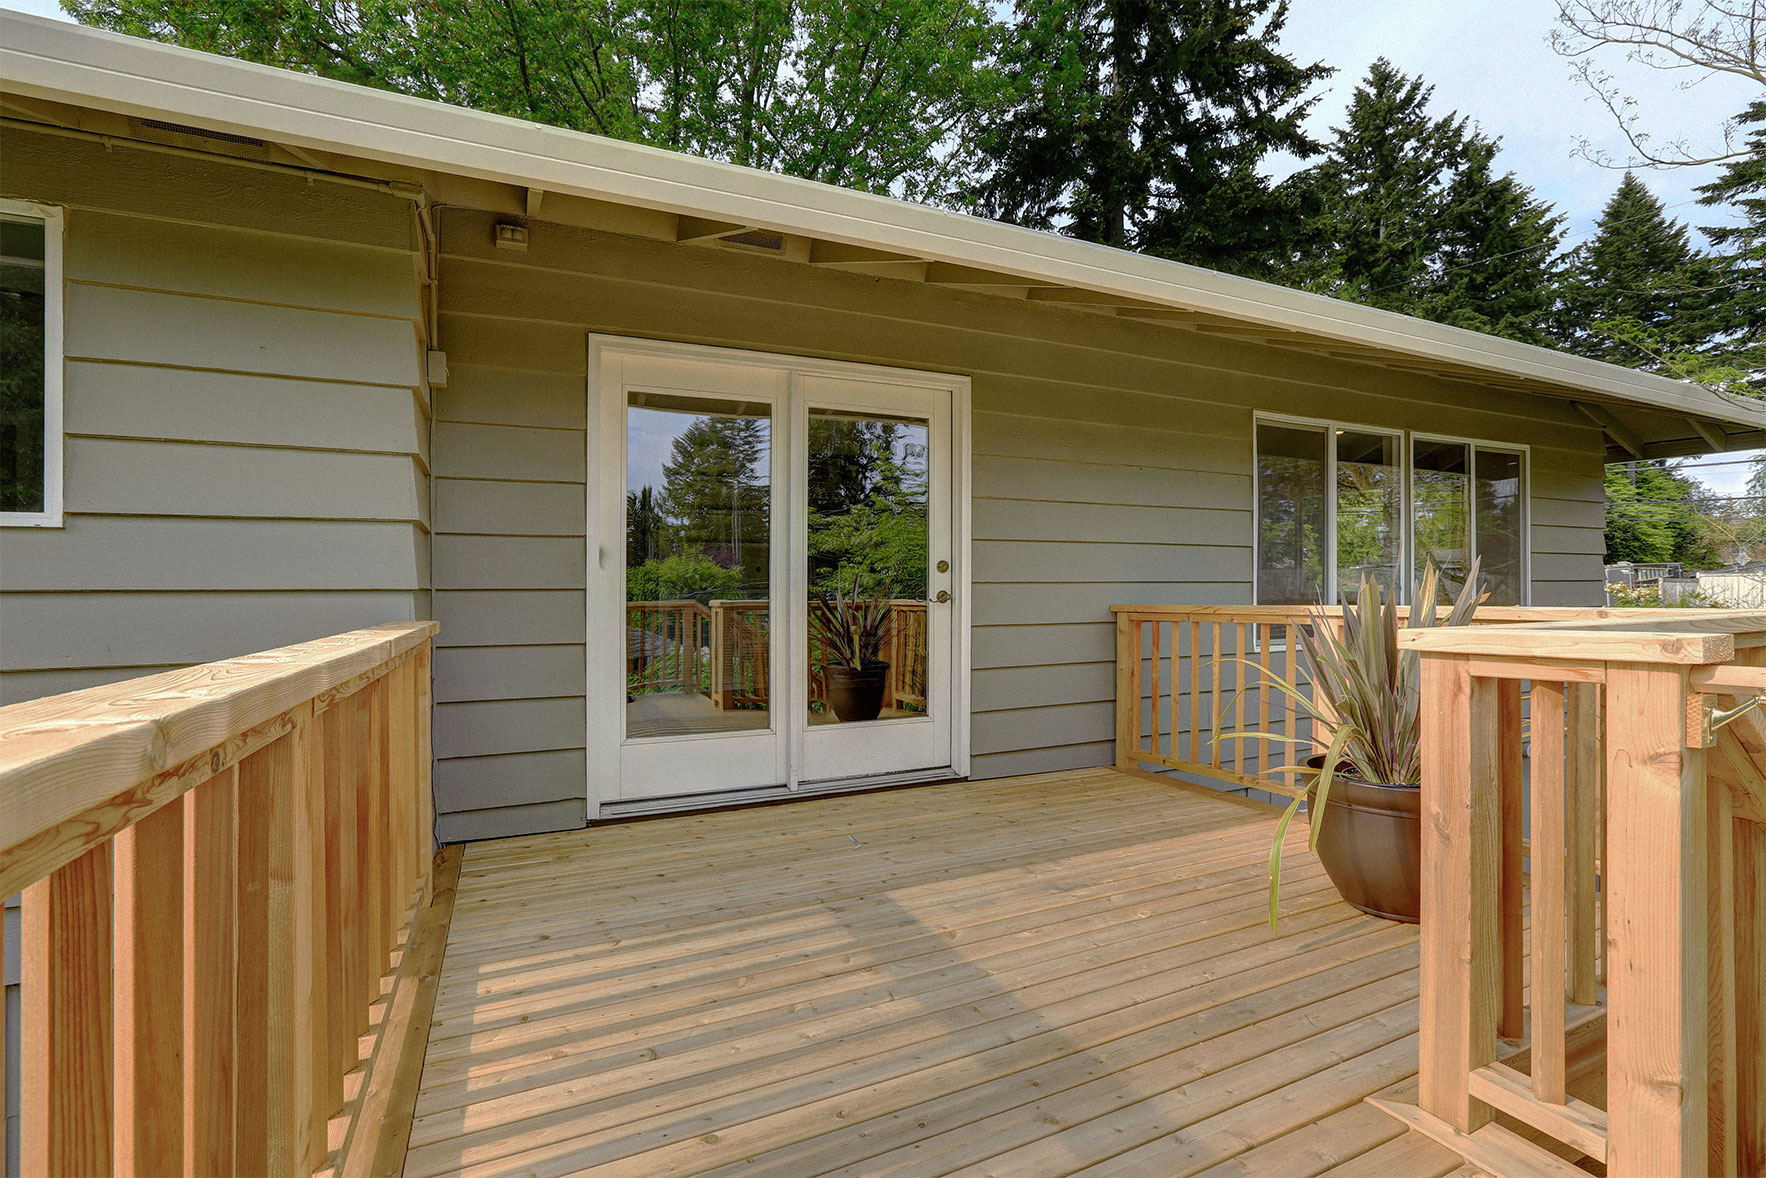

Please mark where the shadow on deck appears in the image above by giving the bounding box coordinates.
[396,768,1466,1177]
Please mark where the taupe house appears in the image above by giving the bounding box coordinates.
[3,9,1763,846]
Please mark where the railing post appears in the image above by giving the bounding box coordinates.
[1418,653,1500,1133]
[1115,612,1138,770]
[711,602,729,710]
[1605,662,1709,1178]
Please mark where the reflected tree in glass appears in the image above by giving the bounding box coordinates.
[1475,448,1524,605]
[1412,440,1470,602]
[1334,431,1402,602]
[1256,424,1326,605]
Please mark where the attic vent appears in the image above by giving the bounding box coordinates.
[140,118,266,147]
[720,229,785,250]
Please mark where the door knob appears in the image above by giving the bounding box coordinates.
[933,590,952,604]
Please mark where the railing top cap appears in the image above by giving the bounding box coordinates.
[1397,609,1766,663]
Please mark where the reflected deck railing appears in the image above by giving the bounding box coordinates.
[0,622,439,1176]
[627,598,929,714]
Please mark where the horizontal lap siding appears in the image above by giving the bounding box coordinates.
[0,129,428,706]
[430,209,1607,838]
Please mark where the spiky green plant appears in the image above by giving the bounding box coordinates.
[1222,562,1483,929]
[810,572,897,670]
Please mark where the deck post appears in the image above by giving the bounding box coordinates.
[1115,612,1138,770]
[1417,653,1500,1133]
[1604,662,1709,1178]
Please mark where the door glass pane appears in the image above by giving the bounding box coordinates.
[1413,439,1471,601]
[1335,430,1402,602]
[806,409,929,726]
[1476,448,1525,605]
[625,392,771,738]
[1256,423,1327,605]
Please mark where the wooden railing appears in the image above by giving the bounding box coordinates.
[0,622,440,1177]
[1390,611,1766,1177]
[626,600,714,695]
[1110,604,1686,797]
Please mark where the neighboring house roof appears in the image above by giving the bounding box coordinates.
[2,8,1761,458]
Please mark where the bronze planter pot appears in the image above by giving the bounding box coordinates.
[824,663,890,722]
[1305,755,1422,924]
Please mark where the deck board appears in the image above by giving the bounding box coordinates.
[407,768,1446,1176]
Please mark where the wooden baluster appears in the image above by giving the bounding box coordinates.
[1497,677,1526,1041]
[1529,680,1569,1103]
[1283,620,1298,791]
[1189,620,1200,767]
[21,843,114,1178]
[1258,623,1273,784]
[711,604,728,709]
[323,698,356,1106]
[1710,768,1739,1178]
[1418,655,1500,1134]
[1566,681,1601,1005]
[186,767,239,1176]
[1605,663,1708,1178]
[1737,816,1766,1178]
[367,679,394,976]
[235,741,271,1178]
[1149,619,1162,760]
[415,643,435,886]
[1,896,5,1177]
[1231,622,1246,774]
[1210,622,1224,769]
[113,799,185,1177]
[354,690,382,1021]
[1115,614,1137,770]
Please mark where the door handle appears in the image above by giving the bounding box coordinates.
[932,590,952,604]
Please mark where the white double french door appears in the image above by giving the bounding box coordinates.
[587,337,969,811]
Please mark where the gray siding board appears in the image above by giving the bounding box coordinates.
[435,800,586,844]
[0,590,420,671]
[432,591,586,647]
[435,479,585,536]
[66,209,421,317]
[65,283,420,387]
[428,215,1610,840]
[432,535,585,590]
[1,518,425,591]
[65,437,424,521]
[435,697,586,760]
[434,749,587,813]
[435,644,585,703]
[431,422,586,482]
[65,362,423,455]
[436,366,588,430]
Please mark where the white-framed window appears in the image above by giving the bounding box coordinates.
[1253,413,1529,607]
[1,198,65,528]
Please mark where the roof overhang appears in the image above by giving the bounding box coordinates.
[3,8,1761,461]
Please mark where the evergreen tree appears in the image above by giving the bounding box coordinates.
[656,416,770,585]
[1695,99,1766,392]
[1293,60,1564,344]
[965,0,1331,278]
[1552,172,1724,365]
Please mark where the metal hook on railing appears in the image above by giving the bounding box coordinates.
[1711,693,1766,733]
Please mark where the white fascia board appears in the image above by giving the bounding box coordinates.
[3,9,1761,431]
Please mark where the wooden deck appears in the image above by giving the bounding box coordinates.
[403,768,1466,1177]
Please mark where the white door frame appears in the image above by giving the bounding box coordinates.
[586,335,972,819]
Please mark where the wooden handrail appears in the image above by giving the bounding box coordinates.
[0,621,440,1177]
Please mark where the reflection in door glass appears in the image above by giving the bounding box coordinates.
[807,410,930,727]
[625,392,771,739]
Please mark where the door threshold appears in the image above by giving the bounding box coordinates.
[597,767,962,821]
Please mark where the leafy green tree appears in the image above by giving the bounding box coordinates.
[626,486,666,568]
[65,0,1005,199]
[1603,462,1731,565]
[626,551,742,604]
[1293,60,1564,343]
[965,0,1330,277]
[0,218,46,513]
[807,419,928,598]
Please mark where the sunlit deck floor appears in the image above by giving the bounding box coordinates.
[403,768,1467,1178]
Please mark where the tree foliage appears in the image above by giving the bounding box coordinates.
[64,0,1006,199]
[964,0,1330,277]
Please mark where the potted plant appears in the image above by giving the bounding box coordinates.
[811,573,897,722]
[1227,562,1482,928]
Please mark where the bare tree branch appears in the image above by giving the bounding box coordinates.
[1552,0,1764,167]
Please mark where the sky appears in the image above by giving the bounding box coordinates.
[7,0,1758,489]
